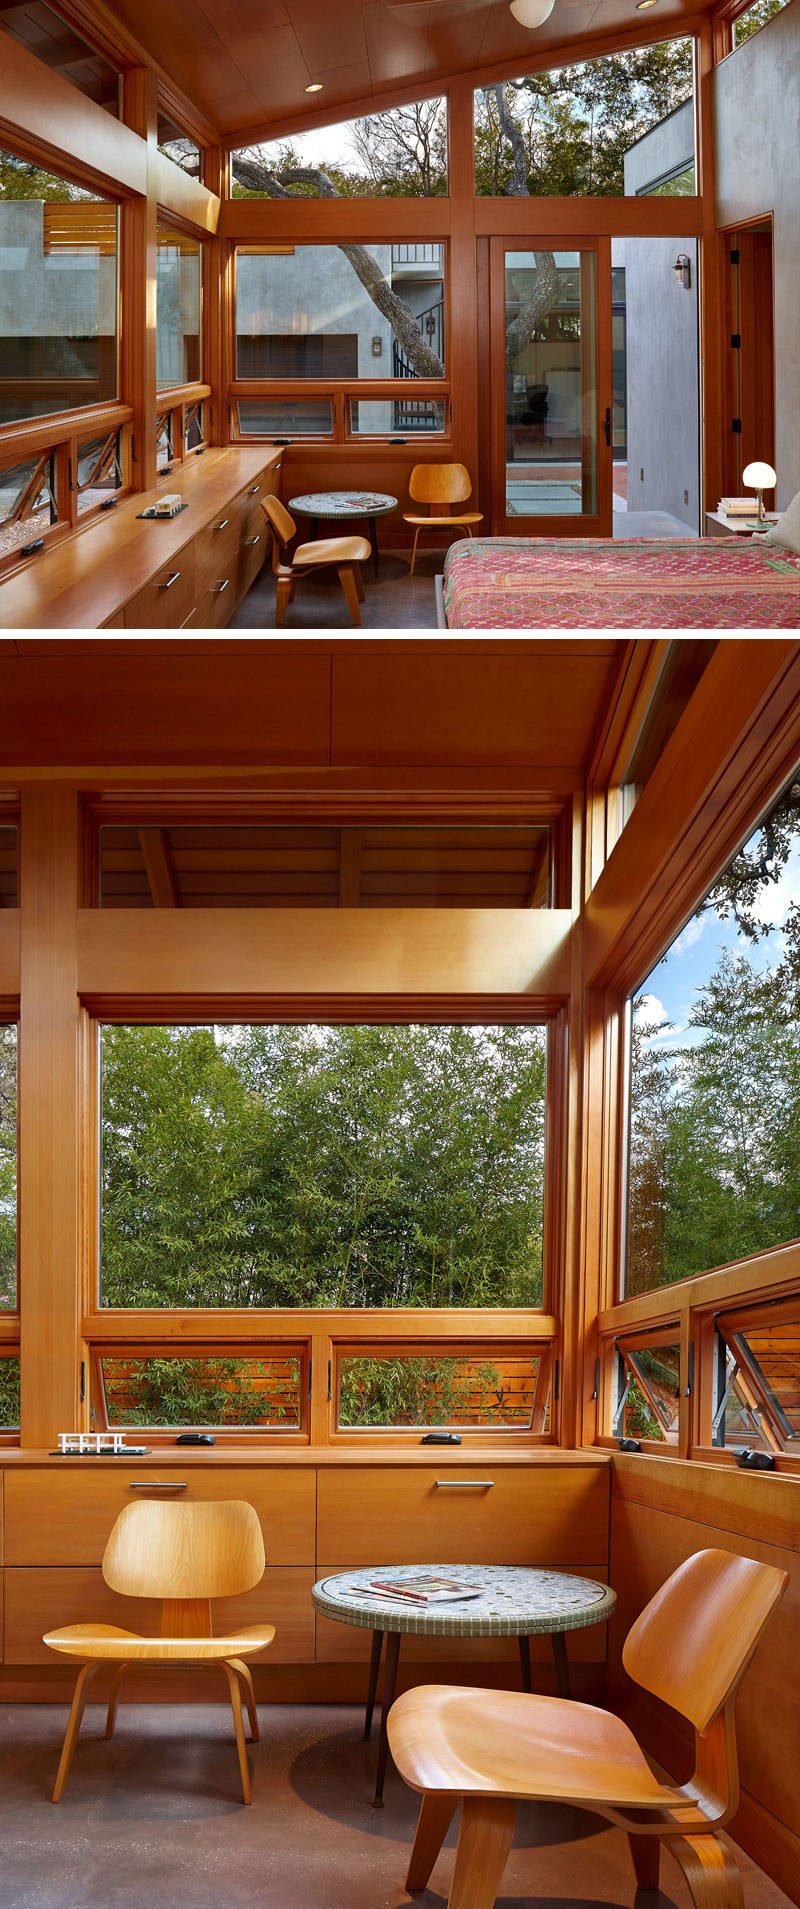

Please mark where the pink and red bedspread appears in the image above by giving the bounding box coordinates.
[442,536,800,629]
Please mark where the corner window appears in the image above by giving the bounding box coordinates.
[625,773,800,1297]
[713,1300,800,1453]
[614,1334,680,1444]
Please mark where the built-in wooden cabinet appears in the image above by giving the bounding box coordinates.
[0,449,280,631]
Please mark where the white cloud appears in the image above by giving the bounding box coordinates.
[672,914,706,956]
[634,992,668,1027]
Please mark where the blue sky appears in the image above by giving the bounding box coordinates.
[634,835,800,1046]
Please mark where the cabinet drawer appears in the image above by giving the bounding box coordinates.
[316,1465,610,1569]
[5,1566,315,1665]
[123,548,195,628]
[314,1563,609,1664]
[238,503,266,597]
[195,509,244,597]
[4,1468,316,1567]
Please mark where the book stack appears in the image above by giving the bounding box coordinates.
[718,498,759,516]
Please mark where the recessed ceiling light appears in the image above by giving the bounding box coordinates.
[305,81,324,91]
[636,1,658,8]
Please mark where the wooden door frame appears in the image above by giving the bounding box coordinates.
[489,235,613,539]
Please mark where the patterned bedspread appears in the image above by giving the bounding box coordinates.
[442,536,800,630]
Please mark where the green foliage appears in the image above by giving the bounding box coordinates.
[0,1025,17,1310]
[100,1023,547,1311]
[734,0,787,46]
[0,1356,20,1429]
[476,42,694,198]
[103,1355,300,1427]
[0,152,78,202]
[339,1354,535,1427]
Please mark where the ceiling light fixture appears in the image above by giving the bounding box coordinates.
[636,1,658,10]
[305,80,324,92]
[509,0,555,26]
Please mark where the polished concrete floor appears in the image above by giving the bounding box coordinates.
[0,1703,792,1909]
[230,551,441,630]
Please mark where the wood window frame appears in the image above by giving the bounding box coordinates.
[0,1000,19,1446]
[331,1333,556,1445]
[89,1338,311,1446]
[602,1323,683,1455]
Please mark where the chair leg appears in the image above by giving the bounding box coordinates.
[105,1665,126,1740]
[629,1833,660,1890]
[447,1796,516,1909]
[337,563,362,626]
[223,1662,252,1805]
[406,1792,457,1891]
[275,573,292,626]
[229,1657,259,1742]
[669,1834,744,1908]
[354,563,366,602]
[52,1663,97,1802]
[409,527,421,576]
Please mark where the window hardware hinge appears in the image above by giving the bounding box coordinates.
[729,247,740,264]
[307,1356,312,1403]
[131,436,137,463]
[591,1358,600,1402]
[731,333,741,349]
[327,1359,332,1402]
[80,1360,85,1403]
[554,1359,559,1402]
[684,1341,695,1397]
[732,418,742,433]
[68,458,74,491]
[736,1447,775,1471]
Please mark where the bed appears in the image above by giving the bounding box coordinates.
[440,535,800,629]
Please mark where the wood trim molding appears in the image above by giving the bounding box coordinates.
[0,913,21,994]
[0,34,146,196]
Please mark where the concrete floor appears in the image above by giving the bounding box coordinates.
[229,551,441,631]
[0,1703,792,1909]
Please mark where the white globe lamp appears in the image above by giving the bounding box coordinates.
[510,0,555,26]
[742,460,777,523]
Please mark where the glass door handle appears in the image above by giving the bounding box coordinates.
[604,406,612,447]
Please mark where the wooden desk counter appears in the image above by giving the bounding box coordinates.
[0,447,281,631]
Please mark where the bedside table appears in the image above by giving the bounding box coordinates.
[705,510,779,538]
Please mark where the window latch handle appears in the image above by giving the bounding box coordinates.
[604,405,612,447]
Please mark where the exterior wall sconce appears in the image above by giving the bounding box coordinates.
[674,253,692,288]
[372,337,383,357]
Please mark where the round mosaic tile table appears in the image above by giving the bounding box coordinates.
[312,1564,615,1806]
[288,491,397,578]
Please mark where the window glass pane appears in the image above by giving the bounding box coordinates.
[475,43,694,196]
[236,399,333,439]
[0,453,57,558]
[339,1351,543,1430]
[713,1342,773,1450]
[100,1353,302,1428]
[505,251,597,519]
[232,99,447,197]
[156,225,200,389]
[626,775,800,1296]
[157,111,201,180]
[0,2,119,112]
[155,411,173,471]
[184,399,205,452]
[734,0,791,46]
[98,824,551,909]
[76,430,122,514]
[0,1355,20,1429]
[0,149,118,425]
[100,1024,547,1309]
[622,1343,680,1442]
[1,1025,17,1309]
[737,1322,800,1439]
[642,165,695,198]
[611,237,699,534]
[349,399,447,437]
[235,244,445,382]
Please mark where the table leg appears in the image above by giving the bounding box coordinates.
[368,515,379,579]
[374,1630,401,1808]
[551,1632,571,1699]
[364,1628,383,1741]
[518,1634,532,1694]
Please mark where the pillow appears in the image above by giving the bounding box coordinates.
[761,489,800,556]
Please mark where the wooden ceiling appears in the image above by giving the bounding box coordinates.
[103,0,705,141]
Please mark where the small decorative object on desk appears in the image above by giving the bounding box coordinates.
[55,1432,150,1456]
[138,492,185,520]
[367,1574,484,1604]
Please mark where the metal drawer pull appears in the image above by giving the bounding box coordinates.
[213,579,230,594]
[162,571,181,589]
[244,535,260,546]
[249,484,260,495]
[435,1479,495,1489]
[214,518,229,531]
[129,1480,187,1489]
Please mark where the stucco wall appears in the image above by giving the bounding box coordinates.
[622,104,699,530]
[0,200,116,340]
[714,0,800,507]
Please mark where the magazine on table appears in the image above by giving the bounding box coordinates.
[368,1574,484,1604]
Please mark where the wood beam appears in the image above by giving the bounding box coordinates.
[0,912,21,993]
[338,830,362,907]
[18,786,83,1446]
[138,828,178,908]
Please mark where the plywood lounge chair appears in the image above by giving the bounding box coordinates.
[387,1548,788,1909]
[44,1498,274,1804]
[261,495,370,625]
[403,463,483,575]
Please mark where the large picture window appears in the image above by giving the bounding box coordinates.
[231,98,447,199]
[0,148,118,426]
[99,1022,548,1310]
[625,775,800,1297]
[234,242,446,386]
